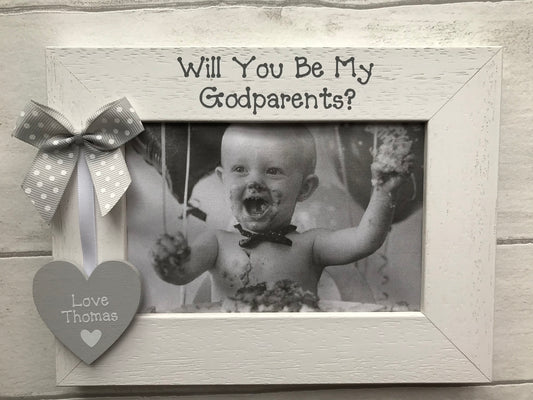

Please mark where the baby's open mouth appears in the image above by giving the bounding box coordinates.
[243,196,271,218]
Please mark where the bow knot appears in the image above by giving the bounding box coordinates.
[13,98,144,222]
[73,134,85,146]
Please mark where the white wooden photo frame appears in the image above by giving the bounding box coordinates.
[47,47,501,385]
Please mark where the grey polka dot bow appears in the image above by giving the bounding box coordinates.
[13,98,144,222]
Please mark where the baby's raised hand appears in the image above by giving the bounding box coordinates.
[151,232,190,284]
[371,152,415,194]
[370,128,416,195]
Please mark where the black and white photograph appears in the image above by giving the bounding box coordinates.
[126,122,424,313]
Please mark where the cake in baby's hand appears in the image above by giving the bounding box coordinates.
[222,279,321,313]
[369,126,415,187]
[152,232,190,282]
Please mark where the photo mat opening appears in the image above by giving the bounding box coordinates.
[126,122,424,314]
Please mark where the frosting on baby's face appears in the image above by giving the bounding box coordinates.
[216,125,318,233]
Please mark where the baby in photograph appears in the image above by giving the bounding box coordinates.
[152,124,413,311]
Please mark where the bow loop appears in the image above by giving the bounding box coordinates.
[85,98,144,150]
[13,98,144,222]
[14,101,73,149]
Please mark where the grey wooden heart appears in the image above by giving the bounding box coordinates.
[33,260,141,364]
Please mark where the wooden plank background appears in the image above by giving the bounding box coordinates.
[1,1,532,399]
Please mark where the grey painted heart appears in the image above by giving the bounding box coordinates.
[33,260,141,364]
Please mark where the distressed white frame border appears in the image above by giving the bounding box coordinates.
[46,47,501,385]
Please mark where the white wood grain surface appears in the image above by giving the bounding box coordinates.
[1,1,533,399]
[493,243,533,381]
[39,384,533,400]
[47,47,497,121]
[0,0,503,12]
[424,51,500,376]
[58,314,486,385]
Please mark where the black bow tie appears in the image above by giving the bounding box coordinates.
[234,224,297,249]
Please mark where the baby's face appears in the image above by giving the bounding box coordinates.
[217,127,315,233]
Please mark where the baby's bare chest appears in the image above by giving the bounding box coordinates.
[212,234,320,294]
